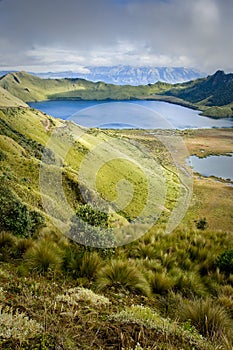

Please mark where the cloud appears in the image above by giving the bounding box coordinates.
[0,0,233,72]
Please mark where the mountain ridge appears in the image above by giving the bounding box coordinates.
[0,70,233,118]
[0,66,205,85]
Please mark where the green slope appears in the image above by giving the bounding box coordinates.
[0,102,182,239]
[0,71,171,102]
[1,70,233,118]
[163,70,233,118]
[0,86,28,107]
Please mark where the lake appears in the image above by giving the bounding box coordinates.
[187,154,233,181]
[28,100,233,130]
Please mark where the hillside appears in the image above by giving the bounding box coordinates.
[0,86,28,107]
[0,100,233,349]
[163,70,233,118]
[1,70,233,118]
[0,71,171,102]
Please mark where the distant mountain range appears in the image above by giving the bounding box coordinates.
[0,70,233,118]
[0,66,205,85]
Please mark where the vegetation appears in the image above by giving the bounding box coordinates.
[0,101,232,348]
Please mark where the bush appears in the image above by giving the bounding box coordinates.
[70,204,115,248]
[216,250,233,275]
[96,259,151,296]
[24,240,63,274]
[0,185,44,237]
[195,218,208,230]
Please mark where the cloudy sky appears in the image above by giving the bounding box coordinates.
[0,0,233,73]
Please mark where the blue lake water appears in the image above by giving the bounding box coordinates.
[187,154,233,181]
[28,100,233,130]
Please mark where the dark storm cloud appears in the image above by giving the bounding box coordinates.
[0,0,233,72]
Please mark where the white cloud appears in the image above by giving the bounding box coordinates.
[0,0,233,72]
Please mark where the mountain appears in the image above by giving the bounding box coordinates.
[163,70,233,117]
[0,66,204,85]
[1,70,233,118]
[33,66,205,85]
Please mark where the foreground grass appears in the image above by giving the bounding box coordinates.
[0,225,233,349]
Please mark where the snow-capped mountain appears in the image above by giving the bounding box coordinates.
[0,66,205,85]
[36,66,205,85]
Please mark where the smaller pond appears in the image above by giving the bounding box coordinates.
[187,154,233,181]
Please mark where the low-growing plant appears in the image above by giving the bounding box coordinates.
[0,306,42,345]
[56,287,110,307]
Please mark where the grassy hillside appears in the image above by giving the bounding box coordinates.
[0,71,171,102]
[0,86,28,107]
[0,99,233,349]
[1,70,233,118]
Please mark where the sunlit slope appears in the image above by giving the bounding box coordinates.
[0,71,171,102]
[0,105,181,236]
[0,86,28,107]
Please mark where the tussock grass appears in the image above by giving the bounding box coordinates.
[177,297,233,346]
[149,271,175,295]
[96,259,151,296]
[80,251,102,279]
[24,239,64,274]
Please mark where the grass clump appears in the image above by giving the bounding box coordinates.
[79,251,102,279]
[24,239,63,274]
[96,259,151,296]
[177,297,233,346]
[149,271,175,295]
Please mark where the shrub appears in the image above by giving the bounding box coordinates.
[24,240,63,274]
[216,250,233,275]
[178,298,233,344]
[0,185,44,237]
[96,260,151,296]
[70,208,115,248]
[195,218,208,230]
